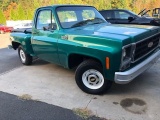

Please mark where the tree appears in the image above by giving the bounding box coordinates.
[1,0,160,20]
[111,0,121,9]
[17,4,26,20]
[10,8,17,20]
[0,10,6,24]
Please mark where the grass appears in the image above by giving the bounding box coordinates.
[73,108,108,120]
[18,94,32,100]
[73,108,92,119]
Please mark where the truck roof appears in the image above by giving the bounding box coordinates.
[37,4,93,9]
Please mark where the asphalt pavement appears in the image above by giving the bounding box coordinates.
[0,48,22,74]
[0,91,83,120]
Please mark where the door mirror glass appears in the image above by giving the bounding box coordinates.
[128,16,135,21]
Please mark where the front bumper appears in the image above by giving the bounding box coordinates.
[115,49,160,84]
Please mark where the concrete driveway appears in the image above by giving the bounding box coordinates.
[0,34,160,120]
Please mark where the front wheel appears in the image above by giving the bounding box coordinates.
[18,46,32,65]
[75,60,112,94]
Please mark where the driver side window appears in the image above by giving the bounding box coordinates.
[36,10,57,30]
[115,11,131,19]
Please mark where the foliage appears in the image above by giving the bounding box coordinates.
[0,0,160,24]
[0,10,6,24]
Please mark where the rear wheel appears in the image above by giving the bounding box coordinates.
[75,60,112,94]
[18,46,32,65]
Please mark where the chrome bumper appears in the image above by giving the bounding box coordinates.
[115,49,160,84]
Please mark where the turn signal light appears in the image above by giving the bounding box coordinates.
[106,57,110,69]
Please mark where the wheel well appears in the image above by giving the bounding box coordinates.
[68,54,102,69]
[12,41,21,50]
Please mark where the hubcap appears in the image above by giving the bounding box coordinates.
[20,49,26,63]
[82,69,104,90]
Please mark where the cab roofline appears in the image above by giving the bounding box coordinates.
[36,4,93,10]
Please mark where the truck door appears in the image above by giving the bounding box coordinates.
[32,9,60,65]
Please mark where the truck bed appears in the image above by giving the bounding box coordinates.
[10,29,33,55]
[11,28,32,34]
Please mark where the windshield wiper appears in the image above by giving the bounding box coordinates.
[91,18,106,24]
[71,18,106,28]
[71,19,91,28]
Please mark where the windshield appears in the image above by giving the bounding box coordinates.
[56,6,107,29]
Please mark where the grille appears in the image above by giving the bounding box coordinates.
[134,33,160,61]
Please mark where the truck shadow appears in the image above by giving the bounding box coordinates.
[32,59,49,66]
[30,57,160,96]
[108,70,160,95]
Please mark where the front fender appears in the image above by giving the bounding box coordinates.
[58,39,122,81]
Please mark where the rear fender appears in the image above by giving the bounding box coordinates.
[11,35,34,55]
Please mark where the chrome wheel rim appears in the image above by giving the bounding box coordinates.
[20,49,26,63]
[82,69,104,90]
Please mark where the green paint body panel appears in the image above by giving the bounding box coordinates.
[10,5,160,81]
[11,33,33,54]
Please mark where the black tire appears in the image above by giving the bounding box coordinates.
[18,45,32,65]
[75,60,112,94]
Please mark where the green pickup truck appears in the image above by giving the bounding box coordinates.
[9,5,160,94]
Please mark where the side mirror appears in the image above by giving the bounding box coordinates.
[128,16,135,22]
[43,26,48,31]
[43,24,57,31]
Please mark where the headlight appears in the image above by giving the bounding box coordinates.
[120,44,136,71]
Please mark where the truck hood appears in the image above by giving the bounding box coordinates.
[65,23,159,43]
[93,24,155,37]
